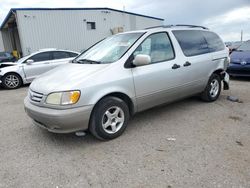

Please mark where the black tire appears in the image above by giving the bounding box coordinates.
[89,96,130,140]
[2,73,22,89]
[201,73,221,102]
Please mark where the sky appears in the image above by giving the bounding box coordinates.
[0,0,250,42]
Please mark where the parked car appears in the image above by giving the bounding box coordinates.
[225,41,242,54]
[227,40,250,77]
[24,25,229,140]
[0,49,79,89]
[0,52,16,63]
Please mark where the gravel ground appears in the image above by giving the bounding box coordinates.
[0,78,250,188]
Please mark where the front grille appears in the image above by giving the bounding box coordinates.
[29,90,44,103]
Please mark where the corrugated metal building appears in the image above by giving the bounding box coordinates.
[0,8,163,56]
[0,32,4,51]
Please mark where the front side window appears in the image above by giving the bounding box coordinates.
[202,31,225,52]
[75,32,144,64]
[133,32,175,64]
[173,30,209,57]
[29,52,52,62]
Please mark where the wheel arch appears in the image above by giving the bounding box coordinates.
[2,72,24,85]
[90,92,136,118]
[212,69,225,80]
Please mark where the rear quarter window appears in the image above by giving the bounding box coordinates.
[172,30,209,57]
[202,31,225,52]
[67,52,79,57]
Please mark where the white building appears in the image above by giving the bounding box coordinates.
[0,8,163,56]
[0,32,4,51]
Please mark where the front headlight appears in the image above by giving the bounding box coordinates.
[46,91,80,105]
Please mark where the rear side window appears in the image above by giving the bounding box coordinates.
[202,31,225,52]
[30,52,52,62]
[52,51,70,59]
[173,30,209,57]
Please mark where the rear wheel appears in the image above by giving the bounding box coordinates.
[201,73,221,102]
[2,73,22,89]
[89,96,130,140]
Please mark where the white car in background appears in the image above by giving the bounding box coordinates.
[0,49,79,89]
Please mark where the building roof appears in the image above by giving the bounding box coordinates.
[0,7,164,30]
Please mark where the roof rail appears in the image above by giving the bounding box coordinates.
[175,24,208,30]
[38,48,57,52]
[145,25,173,29]
[145,24,208,30]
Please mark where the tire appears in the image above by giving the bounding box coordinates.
[89,96,130,140]
[201,73,221,102]
[2,73,22,89]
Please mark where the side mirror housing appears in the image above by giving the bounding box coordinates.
[132,54,151,67]
[26,59,34,65]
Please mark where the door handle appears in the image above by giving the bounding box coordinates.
[183,61,191,67]
[44,62,50,64]
[172,64,181,69]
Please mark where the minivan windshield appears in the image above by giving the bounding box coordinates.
[74,32,144,64]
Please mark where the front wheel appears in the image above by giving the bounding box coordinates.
[201,73,221,102]
[89,96,130,140]
[2,73,22,89]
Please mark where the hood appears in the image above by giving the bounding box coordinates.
[230,50,250,64]
[0,62,17,68]
[30,63,110,94]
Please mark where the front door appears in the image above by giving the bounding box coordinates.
[131,32,190,111]
[23,51,53,82]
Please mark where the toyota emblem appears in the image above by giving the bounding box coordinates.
[240,61,247,65]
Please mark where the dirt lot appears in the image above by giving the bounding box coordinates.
[0,78,249,188]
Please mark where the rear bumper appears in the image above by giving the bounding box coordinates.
[24,97,93,133]
[227,64,250,77]
[221,71,230,90]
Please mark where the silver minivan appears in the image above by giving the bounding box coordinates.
[24,25,230,140]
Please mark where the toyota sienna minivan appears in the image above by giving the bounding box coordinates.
[24,25,230,140]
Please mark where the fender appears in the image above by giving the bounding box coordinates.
[0,65,26,84]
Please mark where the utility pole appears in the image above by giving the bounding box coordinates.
[241,30,243,42]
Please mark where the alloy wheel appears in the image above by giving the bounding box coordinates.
[209,79,219,98]
[4,75,20,89]
[102,106,125,134]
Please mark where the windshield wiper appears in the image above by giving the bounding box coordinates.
[76,59,101,64]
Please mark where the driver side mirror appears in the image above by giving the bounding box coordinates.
[132,54,151,67]
[26,59,34,65]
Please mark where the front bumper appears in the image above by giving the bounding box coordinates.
[24,97,93,133]
[227,64,250,77]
